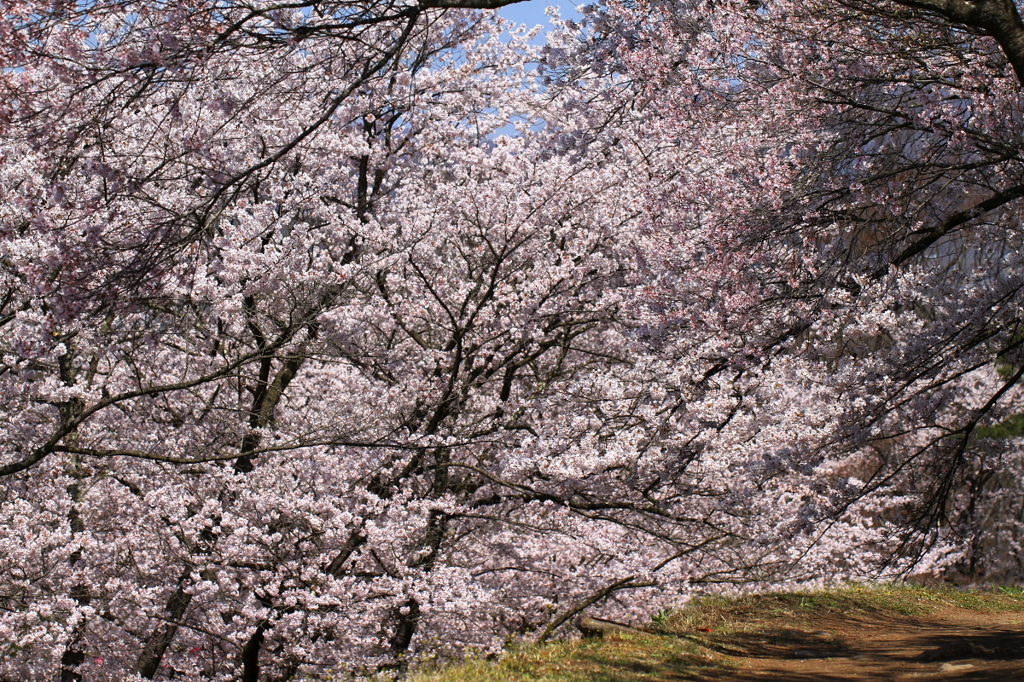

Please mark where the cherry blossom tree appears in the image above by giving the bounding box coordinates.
[0,2,774,679]
[560,0,1024,574]
[2,0,1024,680]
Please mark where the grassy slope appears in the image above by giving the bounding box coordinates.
[410,584,1024,682]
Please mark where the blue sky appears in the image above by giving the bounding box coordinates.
[497,0,584,35]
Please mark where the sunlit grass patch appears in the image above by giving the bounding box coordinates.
[657,581,1024,637]
[655,583,927,636]
[411,632,721,682]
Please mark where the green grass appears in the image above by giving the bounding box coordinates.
[408,583,1024,682]
[412,634,719,682]
[661,582,1024,633]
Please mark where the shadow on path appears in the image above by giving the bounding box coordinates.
[678,608,1024,681]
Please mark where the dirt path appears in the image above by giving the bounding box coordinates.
[698,608,1024,681]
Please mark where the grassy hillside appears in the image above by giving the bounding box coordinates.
[410,584,1024,682]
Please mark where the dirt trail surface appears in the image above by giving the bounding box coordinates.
[700,607,1024,681]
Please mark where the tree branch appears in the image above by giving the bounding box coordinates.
[537,577,656,643]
